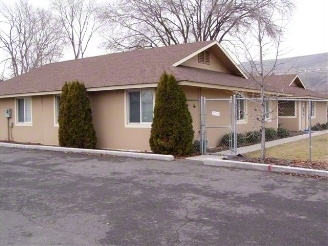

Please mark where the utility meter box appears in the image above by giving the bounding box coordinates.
[4,109,12,118]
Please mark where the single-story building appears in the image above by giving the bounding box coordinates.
[260,74,328,132]
[0,41,327,151]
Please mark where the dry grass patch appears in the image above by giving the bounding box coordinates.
[247,134,328,162]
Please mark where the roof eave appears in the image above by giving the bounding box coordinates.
[178,81,289,96]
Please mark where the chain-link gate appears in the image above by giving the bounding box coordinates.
[199,96,236,155]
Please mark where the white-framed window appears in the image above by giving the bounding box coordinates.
[278,100,296,117]
[126,89,154,126]
[54,95,60,126]
[236,95,246,121]
[264,100,270,120]
[16,97,32,125]
[310,101,315,118]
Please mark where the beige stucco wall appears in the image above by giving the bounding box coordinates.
[278,101,301,131]
[0,91,152,151]
[3,89,320,152]
[0,96,59,145]
[88,90,152,151]
[183,86,279,148]
[310,101,328,126]
[278,101,327,131]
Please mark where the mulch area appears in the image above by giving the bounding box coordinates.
[228,155,328,180]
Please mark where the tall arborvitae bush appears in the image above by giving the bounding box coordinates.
[58,81,97,149]
[149,72,194,156]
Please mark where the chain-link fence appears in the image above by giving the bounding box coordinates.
[188,96,328,162]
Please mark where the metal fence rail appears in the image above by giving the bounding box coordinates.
[188,96,328,161]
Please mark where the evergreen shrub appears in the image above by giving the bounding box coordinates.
[58,81,97,149]
[265,128,277,141]
[149,72,194,156]
[277,127,290,138]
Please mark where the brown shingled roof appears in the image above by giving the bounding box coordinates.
[0,41,216,96]
[0,41,326,100]
[259,74,328,99]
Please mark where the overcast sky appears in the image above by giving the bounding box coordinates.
[66,0,328,60]
[279,0,328,58]
[2,0,328,63]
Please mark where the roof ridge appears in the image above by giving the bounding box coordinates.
[43,40,216,66]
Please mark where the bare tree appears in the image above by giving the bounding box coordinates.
[51,0,103,59]
[99,0,294,51]
[231,0,294,162]
[0,0,64,77]
[0,0,62,77]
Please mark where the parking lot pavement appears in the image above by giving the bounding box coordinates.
[0,147,327,246]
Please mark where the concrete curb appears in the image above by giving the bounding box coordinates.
[0,142,174,161]
[204,158,328,177]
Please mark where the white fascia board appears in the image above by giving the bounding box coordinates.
[289,75,307,89]
[0,84,159,98]
[87,83,158,92]
[172,41,218,67]
[178,81,290,96]
[0,91,61,99]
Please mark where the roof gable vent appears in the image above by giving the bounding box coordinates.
[198,50,210,65]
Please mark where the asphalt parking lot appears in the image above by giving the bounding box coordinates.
[0,147,327,246]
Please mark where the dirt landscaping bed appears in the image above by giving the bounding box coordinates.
[228,155,328,179]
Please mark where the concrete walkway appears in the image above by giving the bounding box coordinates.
[187,130,328,161]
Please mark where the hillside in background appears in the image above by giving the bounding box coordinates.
[242,53,328,95]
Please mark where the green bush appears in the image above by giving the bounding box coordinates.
[149,72,194,156]
[322,122,328,130]
[220,133,231,147]
[193,140,201,154]
[193,140,208,154]
[311,123,322,131]
[220,133,245,147]
[311,122,328,131]
[277,127,290,138]
[311,125,318,131]
[219,127,291,148]
[245,131,261,143]
[265,128,277,141]
[58,81,97,149]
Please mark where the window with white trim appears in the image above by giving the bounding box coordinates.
[17,98,32,123]
[54,95,60,125]
[310,101,315,117]
[127,90,154,124]
[236,95,246,121]
[264,100,270,120]
[278,101,295,117]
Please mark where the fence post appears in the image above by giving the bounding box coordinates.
[308,99,312,162]
[204,96,207,155]
[231,95,237,155]
[199,97,202,155]
[200,96,206,155]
